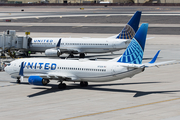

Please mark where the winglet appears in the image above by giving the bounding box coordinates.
[56,39,61,48]
[19,62,24,76]
[19,62,24,82]
[149,50,161,64]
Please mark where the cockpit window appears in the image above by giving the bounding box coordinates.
[6,63,11,66]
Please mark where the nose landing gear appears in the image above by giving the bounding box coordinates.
[79,53,85,58]
[17,77,21,84]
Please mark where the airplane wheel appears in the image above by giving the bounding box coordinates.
[80,81,84,87]
[80,81,88,87]
[70,54,74,58]
[68,54,74,58]
[57,51,61,57]
[62,83,66,89]
[42,79,49,86]
[84,81,88,86]
[58,83,66,89]
[79,53,85,58]
[17,79,21,84]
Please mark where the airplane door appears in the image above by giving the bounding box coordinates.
[112,41,118,48]
[111,65,120,76]
[112,42,116,48]
[111,65,117,76]
[13,63,18,72]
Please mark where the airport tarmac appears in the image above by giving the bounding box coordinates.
[0,6,180,120]
[0,33,180,120]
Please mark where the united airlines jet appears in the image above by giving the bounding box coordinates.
[5,23,174,89]
[28,11,141,58]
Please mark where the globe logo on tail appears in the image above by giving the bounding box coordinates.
[116,25,135,39]
[117,38,143,64]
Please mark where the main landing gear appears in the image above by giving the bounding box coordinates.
[58,81,88,89]
[79,53,85,58]
[80,81,88,87]
[68,54,74,58]
[58,82,66,89]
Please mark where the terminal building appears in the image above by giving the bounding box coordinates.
[1,0,180,3]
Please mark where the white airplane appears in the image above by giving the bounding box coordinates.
[5,23,174,89]
[28,11,141,58]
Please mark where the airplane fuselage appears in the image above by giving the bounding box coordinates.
[29,38,129,54]
[5,58,143,82]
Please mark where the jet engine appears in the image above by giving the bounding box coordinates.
[45,49,61,57]
[28,76,49,86]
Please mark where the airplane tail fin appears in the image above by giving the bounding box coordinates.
[117,23,148,64]
[116,11,141,39]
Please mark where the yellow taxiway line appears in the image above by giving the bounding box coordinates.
[61,97,180,120]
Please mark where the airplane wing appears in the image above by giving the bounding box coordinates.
[23,72,80,81]
[143,50,176,67]
[56,38,81,53]
[60,48,81,54]
[47,72,80,81]
[144,60,176,68]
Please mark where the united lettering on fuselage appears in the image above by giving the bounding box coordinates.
[23,62,56,70]
[33,39,54,43]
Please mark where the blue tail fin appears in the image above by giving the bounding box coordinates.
[116,11,141,39]
[117,23,148,64]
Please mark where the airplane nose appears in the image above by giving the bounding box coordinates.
[4,66,9,72]
[4,66,7,71]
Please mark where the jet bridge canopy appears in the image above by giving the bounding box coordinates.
[0,30,32,53]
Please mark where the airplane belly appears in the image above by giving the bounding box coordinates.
[30,47,47,52]
[82,48,115,53]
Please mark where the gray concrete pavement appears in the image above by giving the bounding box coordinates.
[0,6,180,120]
[1,23,180,27]
[1,26,180,34]
[0,33,180,120]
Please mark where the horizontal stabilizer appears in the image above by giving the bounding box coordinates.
[121,63,145,68]
[143,50,176,67]
[144,60,176,67]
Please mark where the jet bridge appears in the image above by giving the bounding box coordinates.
[0,30,32,57]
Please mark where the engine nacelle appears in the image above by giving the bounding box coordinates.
[28,76,49,86]
[45,49,61,57]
